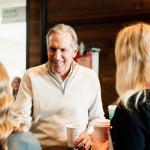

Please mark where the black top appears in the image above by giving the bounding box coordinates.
[111,90,150,150]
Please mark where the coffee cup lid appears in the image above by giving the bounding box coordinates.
[93,119,110,127]
[66,124,80,129]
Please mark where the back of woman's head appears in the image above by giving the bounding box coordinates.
[0,63,13,149]
[115,22,150,96]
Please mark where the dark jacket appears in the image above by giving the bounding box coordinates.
[111,90,150,150]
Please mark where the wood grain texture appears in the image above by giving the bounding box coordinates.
[28,0,41,67]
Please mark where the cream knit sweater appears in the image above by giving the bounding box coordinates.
[11,61,104,147]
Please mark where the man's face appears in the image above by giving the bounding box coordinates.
[47,32,77,78]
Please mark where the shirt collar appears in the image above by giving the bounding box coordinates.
[46,61,77,82]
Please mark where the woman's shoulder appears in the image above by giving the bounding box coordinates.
[7,132,42,150]
[128,89,150,109]
[115,89,150,125]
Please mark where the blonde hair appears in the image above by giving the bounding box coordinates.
[0,63,13,149]
[115,22,150,107]
[46,23,79,50]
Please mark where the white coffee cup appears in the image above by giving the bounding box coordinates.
[108,105,117,120]
[66,124,80,147]
[93,119,110,142]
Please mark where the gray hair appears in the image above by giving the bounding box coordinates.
[46,24,78,50]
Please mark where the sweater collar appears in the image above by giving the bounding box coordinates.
[45,60,78,82]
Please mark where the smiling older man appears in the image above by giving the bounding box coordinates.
[11,24,104,150]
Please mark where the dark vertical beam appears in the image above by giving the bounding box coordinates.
[40,0,47,64]
[26,0,29,68]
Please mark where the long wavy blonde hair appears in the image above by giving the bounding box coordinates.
[115,22,150,107]
[0,63,13,150]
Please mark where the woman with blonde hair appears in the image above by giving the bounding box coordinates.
[111,22,150,150]
[0,62,13,150]
[0,62,42,150]
[91,22,150,150]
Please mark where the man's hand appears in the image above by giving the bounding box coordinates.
[74,132,92,150]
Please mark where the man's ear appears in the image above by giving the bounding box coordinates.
[72,45,79,58]
[72,49,78,58]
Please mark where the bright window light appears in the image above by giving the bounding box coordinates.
[0,2,26,81]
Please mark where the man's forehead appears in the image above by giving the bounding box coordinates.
[48,32,72,48]
[49,32,72,40]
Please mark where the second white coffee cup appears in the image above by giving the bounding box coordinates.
[66,124,80,147]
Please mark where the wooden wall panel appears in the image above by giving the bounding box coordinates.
[46,0,115,24]
[46,0,150,25]
[28,0,41,67]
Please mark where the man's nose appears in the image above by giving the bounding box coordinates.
[53,49,62,60]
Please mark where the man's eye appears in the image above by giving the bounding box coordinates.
[61,49,68,52]
[49,47,56,51]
